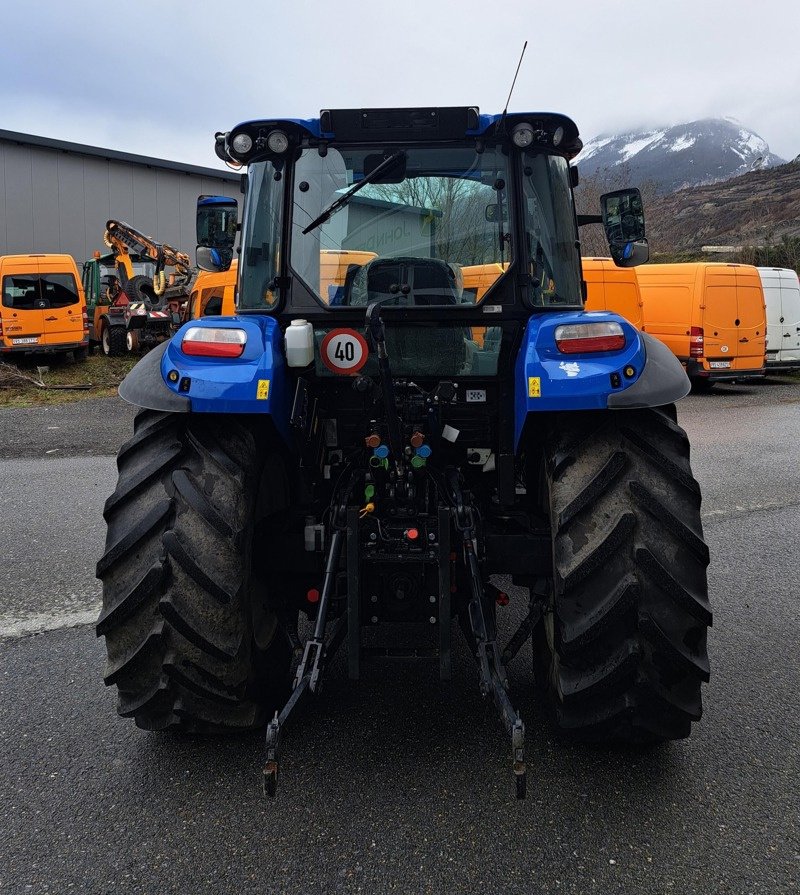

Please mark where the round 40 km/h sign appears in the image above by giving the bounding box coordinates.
[320,328,369,375]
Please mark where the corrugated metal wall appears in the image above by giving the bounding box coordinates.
[0,138,239,264]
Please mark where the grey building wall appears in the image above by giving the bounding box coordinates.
[0,131,240,265]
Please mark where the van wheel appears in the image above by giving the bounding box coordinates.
[690,378,715,393]
[74,347,89,362]
[126,330,141,353]
[96,410,292,730]
[102,324,126,357]
[537,405,711,742]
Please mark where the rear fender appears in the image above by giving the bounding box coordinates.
[102,310,127,329]
[514,311,689,449]
[118,315,290,441]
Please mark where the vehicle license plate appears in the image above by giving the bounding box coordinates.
[12,337,39,345]
[709,361,731,369]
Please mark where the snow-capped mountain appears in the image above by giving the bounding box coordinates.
[576,118,785,194]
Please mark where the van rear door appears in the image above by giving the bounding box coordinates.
[759,268,783,363]
[702,267,742,372]
[734,268,766,372]
[1,260,45,349]
[39,272,83,346]
[780,270,800,362]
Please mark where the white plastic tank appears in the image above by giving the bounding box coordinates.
[285,319,315,367]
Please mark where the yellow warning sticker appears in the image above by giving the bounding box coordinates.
[257,379,270,400]
[528,376,541,398]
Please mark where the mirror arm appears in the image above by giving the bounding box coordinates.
[577,214,603,227]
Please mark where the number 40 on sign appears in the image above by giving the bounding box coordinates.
[320,329,369,375]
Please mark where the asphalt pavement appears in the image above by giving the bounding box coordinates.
[1,380,799,894]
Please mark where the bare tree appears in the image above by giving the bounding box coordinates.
[369,178,500,265]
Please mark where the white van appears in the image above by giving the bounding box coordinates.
[758,267,800,371]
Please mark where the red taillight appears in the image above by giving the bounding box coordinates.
[555,322,626,354]
[181,326,247,358]
[82,308,89,331]
[690,326,704,358]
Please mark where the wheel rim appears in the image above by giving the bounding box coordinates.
[126,332,136,351]
[102,327,110,354]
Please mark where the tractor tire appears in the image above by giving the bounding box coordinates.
[125,275,159,307]
[126,329,141,353]
[96,410,292,731]
[537,405,711,742]
[101,324,127,357]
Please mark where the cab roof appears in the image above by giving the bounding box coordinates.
[227,107,582,159]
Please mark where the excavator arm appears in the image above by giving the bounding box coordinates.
[104,220,192,296]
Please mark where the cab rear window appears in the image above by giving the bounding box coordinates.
[2,274,80,309]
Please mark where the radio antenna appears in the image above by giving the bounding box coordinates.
[498,41,528,130]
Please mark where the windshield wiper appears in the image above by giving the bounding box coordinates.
[301,151,406,235]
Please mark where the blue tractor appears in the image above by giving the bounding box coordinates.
[96,108,711,798]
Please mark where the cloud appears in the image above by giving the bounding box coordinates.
[2,0,798,161]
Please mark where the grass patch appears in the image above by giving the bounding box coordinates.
[0,353,137,407]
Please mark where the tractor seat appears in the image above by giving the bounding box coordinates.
[345,257,466,375]
[345,257,460,307]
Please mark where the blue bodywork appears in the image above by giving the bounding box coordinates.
[154,310,650,452]
[161,316,290,441]
[513,311,645,448]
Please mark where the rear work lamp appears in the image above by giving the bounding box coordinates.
[181,326,247,358]
[554,322,626,354]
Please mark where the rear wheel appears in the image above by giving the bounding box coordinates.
[126,330,140,353]
[101,324,126,357]
[96,410,292,730]
[536,405,711,742]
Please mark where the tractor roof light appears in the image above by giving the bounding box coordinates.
[555,321,626,354]
[266,130,289,154]
[512,123,535,148]
[181,326,247,358]
[231,132,253,155]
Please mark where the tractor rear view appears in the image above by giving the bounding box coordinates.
[96,107,710,798]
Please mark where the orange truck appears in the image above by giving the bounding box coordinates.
[0,254,89,359]
[321,250,377,304]
[461,263,509,347]
[582,257,644,329]
[188,260,238,319]
[634,262,767,388]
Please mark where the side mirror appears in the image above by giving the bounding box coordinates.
[600,188,649,268]
[196,195,238,272]
[196,246,234,273]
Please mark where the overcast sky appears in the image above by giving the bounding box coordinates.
[2,0,798,169]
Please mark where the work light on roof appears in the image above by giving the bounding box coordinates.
[267,130,289,154]
[512,123,535,148]
[552,126,564,147]
[231,133,253,154]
